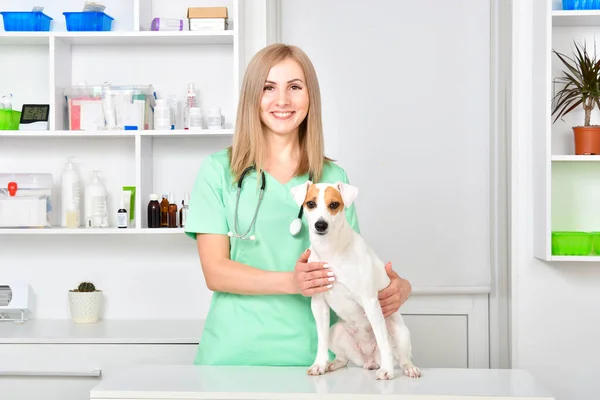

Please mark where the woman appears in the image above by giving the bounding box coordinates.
[184,43,412,366]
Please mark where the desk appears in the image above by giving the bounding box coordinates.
[90,365,554,400]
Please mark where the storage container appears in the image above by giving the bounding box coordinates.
[551,231,593,255]
[0,11,53,31]
[64,84,155,131]
[0,109,21,130]
[0,173,54,228]
[63,12,113,31]
[562,0,600,10]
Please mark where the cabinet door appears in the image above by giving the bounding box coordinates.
[403,315,468,368]
[0,344,197,400]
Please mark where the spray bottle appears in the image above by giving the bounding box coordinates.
[183,83,197,130]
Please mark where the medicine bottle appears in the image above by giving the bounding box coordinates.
[160,194,169,227]
[147,194,160,228]
[154,99,171,131]
[189,107,203,130]
[168,192,178,228]
[207,107,223,129]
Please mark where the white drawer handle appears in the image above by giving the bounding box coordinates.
[0,369,101,377]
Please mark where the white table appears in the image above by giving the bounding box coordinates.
[90,365,554,400]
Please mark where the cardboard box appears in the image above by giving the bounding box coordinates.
[187,7,228,19]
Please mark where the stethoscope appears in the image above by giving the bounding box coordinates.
[227,165,312,241]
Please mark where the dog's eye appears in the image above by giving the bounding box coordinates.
[306,201,316,209]
[329,202,340,209]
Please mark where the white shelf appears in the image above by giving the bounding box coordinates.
[550,256,600,262]
[0,227,186,235]
[0,32,49,45]
[0,129,234,138]
[0,31,233,46]
[0,319,203,344]
[551,155,600,161]
[552,10,600,26]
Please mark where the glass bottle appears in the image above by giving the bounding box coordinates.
[147,194,160,228]
[160,193,169,227]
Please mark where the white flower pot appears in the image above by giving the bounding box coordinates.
[68,290,102,323]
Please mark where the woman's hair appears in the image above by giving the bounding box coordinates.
[228,43,329,184]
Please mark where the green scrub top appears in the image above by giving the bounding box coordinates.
[184,148,360,366]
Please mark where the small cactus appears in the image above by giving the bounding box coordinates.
[77,282,96,292]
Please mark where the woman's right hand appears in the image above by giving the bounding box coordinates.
[293,249,335,296]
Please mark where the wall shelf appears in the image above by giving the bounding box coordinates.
[0,227,185,235]
[552,10,600,26]
[551,155,600,161]
[0,31,234,45]
[0,129,234,139]
[550,255,600,262]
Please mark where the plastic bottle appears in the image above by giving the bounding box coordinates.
[189,107,202,130]
[179,192,189,228]
[117,198,128,228]
[85,170,108,228]
[61,156,81,228]
[154,98,171,131]
[207,107,222,129]
[168,192,177,228]
[183,83,197,130]
[147,194,160,228]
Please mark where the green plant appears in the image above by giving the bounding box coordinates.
[552,40,600,126]
[74,282,96,292]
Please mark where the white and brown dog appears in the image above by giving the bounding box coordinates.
[290,181,421,380]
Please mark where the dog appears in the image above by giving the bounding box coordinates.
[290,181,421,380]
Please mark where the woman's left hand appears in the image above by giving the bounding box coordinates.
[378,262,411,318]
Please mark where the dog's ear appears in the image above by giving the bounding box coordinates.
[290,180,312,207]
[336,182,359,207]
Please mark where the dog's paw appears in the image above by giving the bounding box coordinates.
[307,363,327,376]
[403,365,422,378]
[326,359,347,372]
[375,367,394,380]
[363,360,379,370]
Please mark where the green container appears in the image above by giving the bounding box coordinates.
[0,110,21,130]
[551,231,592,255]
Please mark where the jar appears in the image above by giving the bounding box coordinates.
[207,107,223,129]
[189,107,202,130]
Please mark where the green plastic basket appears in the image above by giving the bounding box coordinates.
[0,109,21,130]
[551,231,593,256]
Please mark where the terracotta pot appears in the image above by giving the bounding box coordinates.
[573,126,600,155]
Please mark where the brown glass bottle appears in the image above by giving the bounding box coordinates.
[160,194,169,227]
[168,192,177,228]
[147,194,160,228]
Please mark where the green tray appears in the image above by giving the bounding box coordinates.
[551,231,593,256]
[0,109,21,130]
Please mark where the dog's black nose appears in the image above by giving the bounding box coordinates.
[315,220,328,232]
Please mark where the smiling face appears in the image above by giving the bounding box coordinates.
[260,57,310,138]
[290,182,359,237]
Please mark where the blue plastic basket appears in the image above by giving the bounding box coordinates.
[563,0,600,9]
[0,11,52,31]
[63,12,113,31]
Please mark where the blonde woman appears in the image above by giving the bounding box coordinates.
[184,43,412,366]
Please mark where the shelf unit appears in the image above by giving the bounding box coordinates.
[0,0,246,234]
[533,3,600,261]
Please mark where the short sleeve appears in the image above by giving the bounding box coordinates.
[184,156,229,239]
[341,169,361,234]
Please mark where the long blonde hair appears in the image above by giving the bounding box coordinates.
[228,43,329,184]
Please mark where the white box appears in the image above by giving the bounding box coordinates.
[189,18,228,31]
[0,173,53,228]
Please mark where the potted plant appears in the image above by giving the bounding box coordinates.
[69,282,102,324]
[552,40,600,155]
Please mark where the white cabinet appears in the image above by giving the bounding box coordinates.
[0,343,197,400]
[533,2,600,261]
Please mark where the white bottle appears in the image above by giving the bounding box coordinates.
[207,107,222,129]
[181,192,189,227]
[154,98,171,131]
[85,170,108,228]
[61,156,81,228]
[189,107,203,130]
[184,83,197,130]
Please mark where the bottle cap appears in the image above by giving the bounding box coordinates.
[168,192,174,203]
[149,193,159,201]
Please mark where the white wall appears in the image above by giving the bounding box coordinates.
[511,1,600,399]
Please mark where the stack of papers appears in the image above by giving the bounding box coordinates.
[0,285,12,307]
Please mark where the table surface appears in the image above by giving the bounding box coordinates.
[90,365,555,400]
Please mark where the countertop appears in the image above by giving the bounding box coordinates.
[90,364,555,400]
[0,319,204,344]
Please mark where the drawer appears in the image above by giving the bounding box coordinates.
[0,344,197,400]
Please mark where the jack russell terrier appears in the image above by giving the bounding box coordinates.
[291,181,421,380]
